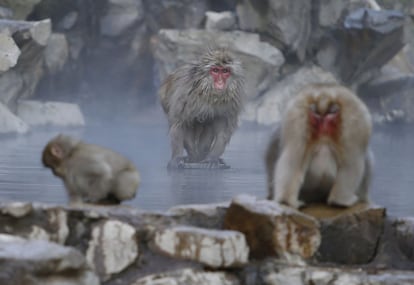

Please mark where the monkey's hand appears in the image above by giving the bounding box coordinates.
[167,156,187,170]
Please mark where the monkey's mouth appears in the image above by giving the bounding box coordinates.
[214,81,225,90]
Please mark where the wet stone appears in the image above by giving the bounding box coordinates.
[223,195,320,262]
[153,225,249,268]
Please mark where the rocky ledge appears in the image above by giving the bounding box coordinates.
[1,195,414,285]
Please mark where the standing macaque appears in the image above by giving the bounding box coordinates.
[266,83,373,208]
[158,47,245,169]
[42,134,140,205]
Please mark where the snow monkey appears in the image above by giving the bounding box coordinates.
[266,83,373,208]
[158,47,245,169]
[42,134,140,205]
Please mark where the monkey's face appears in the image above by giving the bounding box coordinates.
[308,97,341,139]
[209,66,231,90]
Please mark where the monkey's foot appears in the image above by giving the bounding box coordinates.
[167,157,187,170]
[328,193,358,207]
[279,198,305,209]
[177,158,230,169]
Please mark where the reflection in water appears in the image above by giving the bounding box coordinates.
[0,121,413,217]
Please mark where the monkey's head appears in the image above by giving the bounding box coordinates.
[42,134,80,176]
[200,47,244,93]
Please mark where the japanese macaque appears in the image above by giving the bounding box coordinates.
[158,47,245,169]
[42,134,140,205]
[266,83,373,208]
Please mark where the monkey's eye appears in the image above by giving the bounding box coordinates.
[328,103,339,114]
[212,67,219,73]
[222,68,230,73]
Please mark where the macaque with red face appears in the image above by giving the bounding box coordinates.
[159,47,245,169]
[265,83,373,208]
[42,134,140,205]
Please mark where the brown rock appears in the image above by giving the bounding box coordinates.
[303,203,386,264]
[223,195,320,261]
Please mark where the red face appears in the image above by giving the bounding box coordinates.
[308,103,340,139]
[210,66,231,90]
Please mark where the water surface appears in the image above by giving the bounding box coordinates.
[0,119,413,217]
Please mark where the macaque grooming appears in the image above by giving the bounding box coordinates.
[158,47,245,169]
[42,134,140,205]
[266,83,373,209]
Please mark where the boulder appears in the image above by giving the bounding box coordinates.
[243,65,337,125]
[0,101,28,133]
[132,268,240,285]
[153,29,285,100]
[100,0,144,37]
[16,100,86,127]
[153,225,249,268]
[86,219,138,277]
[205,11,236,31]
[236,0,311,61]
[302,203,386,264]
[0,31,20,72]
[0,18,51,46]
[223,195,320,262]
[0,234,100,285]
[44,33,69,73]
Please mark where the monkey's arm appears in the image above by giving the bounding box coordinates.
[203,118,236,164]
[167,123,186,169]
[265,126,281,200]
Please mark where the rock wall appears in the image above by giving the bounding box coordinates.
[1,197,414,284]
[0,0,411,128]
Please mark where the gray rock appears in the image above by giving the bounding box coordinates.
[236,0,311,61]
[0,234,100,285]
[0,202,32,218]
[100,0,144,37]
[0,0,41,20]
[58,11,78,30]
[205,11,236,31]
[154,225,249,268]
[244,65,337,125]
[0,31,20,72]
[0,101,28,133]
[153,29,284,100]
[17,100,86,127]
[44,33,69,73]
[0,6,13,19]
[0,19,52,46]
[86,219,138,277]
[223,194,320,263]
[132,268,240,285]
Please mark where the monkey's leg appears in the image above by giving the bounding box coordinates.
[201,121,233,168]
[274,148,307,208]
[265,127,281,200]
[328,155,364,207]
[357,149,374,203]
[168,124,187,169]
[112,170,140,201]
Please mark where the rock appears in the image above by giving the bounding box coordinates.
[302,203,385,264]
[44,33,69,73]
[205,11,236,31]
[392,217,414,263]
[132,268,240,285]
[86,219,138,277]
[0,201,32,217]
[0,234,100,285]
[16,100,86,127]
[0,0,41,20]
[236,0,311,61]
[58,11,78,30]
[142,0,208,32]
[262,263,414,285]
[0,6,13,19]
[0,19,52,46]
[0,31,20,72]
[153,29,285,100]
[244,65,337,125]
[0,101,28,133]
[153,225,249,268]
[317,8,405,85]
[167,202,229,228]
[223,195,320,262]
[100,0,144,37]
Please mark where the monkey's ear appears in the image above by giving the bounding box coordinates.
[50,144,64,159]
